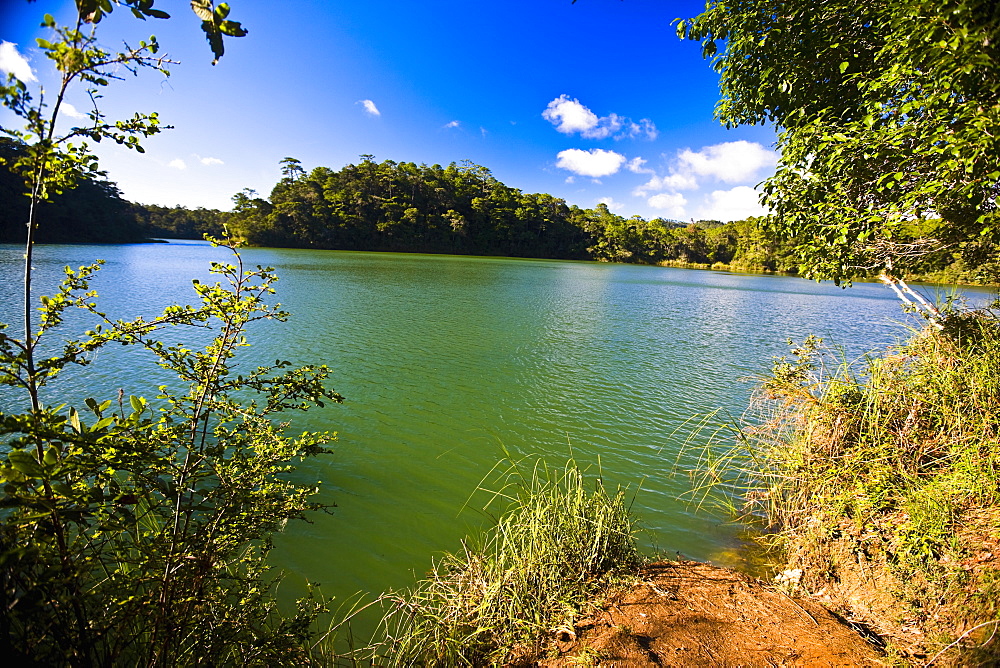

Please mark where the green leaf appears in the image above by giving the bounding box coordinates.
[0,467,28,484]
[8,450,43,478]
[190,0,214,21]
[44,446,59,466]
[52,482,73,497]
[219,20,247,37]
[129,395,143,413]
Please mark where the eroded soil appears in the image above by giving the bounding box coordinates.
[539,560,886,667]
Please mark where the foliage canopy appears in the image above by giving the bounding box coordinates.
[680,0,1000,284]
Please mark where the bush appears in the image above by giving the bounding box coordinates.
[692,302,1000,662]
[0,241,342,666]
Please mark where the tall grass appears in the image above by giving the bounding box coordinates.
[689,301,1000,661]
[370,458,641,666]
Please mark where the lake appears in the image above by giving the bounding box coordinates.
[1,240,994,618]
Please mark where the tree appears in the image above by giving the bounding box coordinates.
[679,0,1000,301]
[0,2,342,663]
[279,156,305,181]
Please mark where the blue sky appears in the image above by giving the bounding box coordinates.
[1,0,777,221]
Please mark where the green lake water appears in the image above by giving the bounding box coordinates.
[1,240,994,623]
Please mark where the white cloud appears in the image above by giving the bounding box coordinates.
[636,141,777,196]
[631,141,777,218]
[0,41,36,82]
[358,99,381,116]
[627,119,658,141]
[542,95,656,140]
[626,157,653,174]
[555,148,626,178]
[168,158,187,170]
[543,95,599,135]
[694,186,768,221]
[633,172,698,196]
[200,156,224,166]
[598,196,625,212]
[565,176,576,184]
[648,192,688,218]
[60,102,87,120]
[444,120,460,129]
[677,140,777,183]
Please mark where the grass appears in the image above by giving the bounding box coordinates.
[368,458,641,667]
[688,300,1000,663]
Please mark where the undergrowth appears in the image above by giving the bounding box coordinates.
[367,458,641,667]
[691,301,1000,664]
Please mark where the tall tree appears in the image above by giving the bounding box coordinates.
[279,156,305,180]
[679,0,1000,302]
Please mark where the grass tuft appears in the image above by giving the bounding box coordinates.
[371,458,641,666]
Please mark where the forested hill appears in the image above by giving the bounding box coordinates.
[225,156,798,270]
[228,157,596,259]
[0,138,141,243]
[0,139,226,243]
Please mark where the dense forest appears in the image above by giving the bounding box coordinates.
[3,141,996,284]
[219,156,793,272]
[0,139,226,243]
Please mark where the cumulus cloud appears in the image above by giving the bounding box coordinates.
[444,120,460,129]
[0,41,36,82]
[200,156,224,166]
[358,99,381,116]
[598,197,625,211]
[677,140,777,183]
[694,186,768,221]
[647,192,688,218]
[542,95,656,140]
[630,140,776,220]
[168,158,186,170]
[60,102,87,120]
[543,95,599,134]
[633,171,698,196]
[626,157,653,174]
[555,148,627,178]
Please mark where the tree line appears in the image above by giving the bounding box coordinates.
[2,139,996,283]
[0,139,227,242]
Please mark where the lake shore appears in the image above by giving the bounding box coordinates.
[543,559,885,666]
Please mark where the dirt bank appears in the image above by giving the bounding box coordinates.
[540,560,885,667]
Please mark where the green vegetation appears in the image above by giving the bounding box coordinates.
[4,139,999,283]
[680,0,1000,660]
[371,460,641,667]
[0,138,145,243]
[3,0,998,663]
[0,2,349,666]
[0,244,341,665]
[679,0,1000,290]
[694,307,1000,662]
[130,202,229,239]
